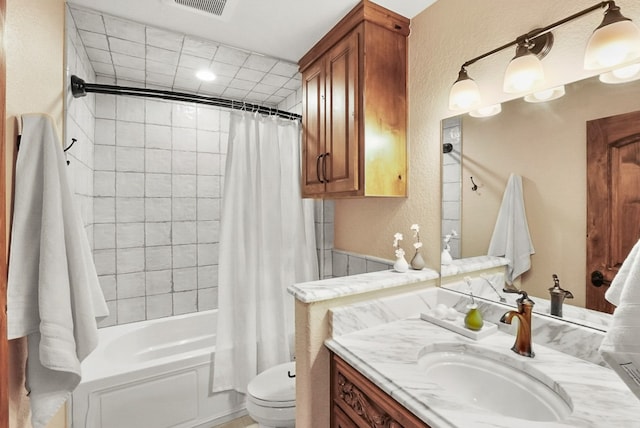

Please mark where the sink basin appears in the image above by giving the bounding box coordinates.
[417,344,573,422]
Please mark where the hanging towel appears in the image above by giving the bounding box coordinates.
[7,114,109,428]
[599,239,640,400]
[487,173,535,284]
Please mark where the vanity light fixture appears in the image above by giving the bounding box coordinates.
[469,103,502,118]
[599,62,640,83]
[524,85,566,103]
[448,1,640,112]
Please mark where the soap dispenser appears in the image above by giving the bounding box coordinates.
[548,274,573,317]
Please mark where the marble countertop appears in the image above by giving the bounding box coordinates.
[287,268,439,303]
[326,317,640,427]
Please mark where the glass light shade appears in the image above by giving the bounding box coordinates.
[503,52,545,93]
[524,85,566,103]
[196,69,216,81]
[599,63,640,83]
[469,103,502,118]
[584,19,640,70]
[449,74,481,111]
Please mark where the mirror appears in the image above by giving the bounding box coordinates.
[440,74,640,330]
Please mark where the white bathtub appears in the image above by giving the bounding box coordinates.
[71,310,246,428]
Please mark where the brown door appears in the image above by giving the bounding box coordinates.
[586,109,640,313]
[301,60,325,196]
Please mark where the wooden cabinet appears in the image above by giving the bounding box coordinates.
[331,353,431,428]
[298,0,409,198]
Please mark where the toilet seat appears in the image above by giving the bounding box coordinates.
[247,361,296,408]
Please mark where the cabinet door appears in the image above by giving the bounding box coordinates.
[301,60,326,196]
[324,29,360,194]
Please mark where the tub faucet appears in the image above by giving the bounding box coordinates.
[500,291,535,358]
[548,274,573,317]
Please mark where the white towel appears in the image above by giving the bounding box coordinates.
[599,239,640,400]
[487,173,535,284]
[7,114,109,428]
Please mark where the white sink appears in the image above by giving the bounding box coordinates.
[417,344,573,422]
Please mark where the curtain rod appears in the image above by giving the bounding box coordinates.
[70,75,302,121]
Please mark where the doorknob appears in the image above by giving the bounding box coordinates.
[590,270,612,287]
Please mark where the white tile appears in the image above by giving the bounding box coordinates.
[109,37,145,58]
[86,47,111,64]
[146,173,172,197]
[145,198,172,221]
[116,147,144,172]
[283,76,302,90]
[146,270,172,295]
[146,222,171,246]
[117,223,144,248]
[173,291,197,315]
[173,244,197,268]
[266,94,285,105]
[116,97,145,123]
[236,68,266,83]
[214,45,249,66]
[94,249,116,275]
[147,45,180,65]
[198,243,218,265]
[117,297,146,324]
[198,106,220,131]
[112,53,145,70]
[196,130,219,153]
[261,74,289,87]
[228,78,256,91]
[146,124,172,149]
[116,197,145,222]
[197,175,220,198]
[245,91,271,104]
[99,275,117,300]
[198,265,218,289]
[146,100,172,125]
[252,82,279,96]
[197,198,220,221]
[198,288,218,310]
[182,36,218,59]
[70,8,105,33]
[244,54,278,72]
[172,127,197,151]
[173,174,197,197]
[146,59,177,76]
[147,294,173,319]
[197,220,219,243]
[96,95,116,119]
[116,272,145,298]
[115,66,145,82]
[146,246,172,271]
[92,62,116,75]
[94,197,116,223]
[210,61,240,78]
[145,148,172,173]
[104,16,145,43]
[348,255,367,275]
[179,54,211,70]
[173,103,197,128]
[173,77,202,93]
[146,27,184,51]
[222,87,249,99]
[147,72,175,87]
[172,151,196,174]
[197,82,226,96]
[173,267,197,291]
[116,172,144,197]
[271,61,299,78]
[117,247,145,274]
[96,119,116,145]
[98,301,117,327]
[94,145,115,171]
[116,121,144,147]
[79,30,108,50]
[173,198,197,221]
[95,171,115,197]
[173,221,197,245]
[332,252,348,277]
[94,223,116,249]
[196,153,220,175]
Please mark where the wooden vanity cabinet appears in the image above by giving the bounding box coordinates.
[298,0,409,198]
[331,353,431,428]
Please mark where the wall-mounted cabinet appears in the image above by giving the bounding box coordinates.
[298,0,409,198]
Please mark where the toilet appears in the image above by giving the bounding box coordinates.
[246,361,296,428]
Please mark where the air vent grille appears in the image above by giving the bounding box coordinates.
[173,0,228,16]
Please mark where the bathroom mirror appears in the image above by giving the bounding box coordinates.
[440,74,640,329]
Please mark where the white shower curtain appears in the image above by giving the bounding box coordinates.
[212,110,318,394]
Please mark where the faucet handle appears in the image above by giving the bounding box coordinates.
[517,291,535,307]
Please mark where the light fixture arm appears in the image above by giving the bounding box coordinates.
[461,1,613,69]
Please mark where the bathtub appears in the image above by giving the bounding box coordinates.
[71,310,246,428]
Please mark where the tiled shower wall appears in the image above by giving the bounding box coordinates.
[91,92,226,326]
[441,116,462,259]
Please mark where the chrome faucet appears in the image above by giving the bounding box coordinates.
[548,274,573,317]
[500,291,535,358]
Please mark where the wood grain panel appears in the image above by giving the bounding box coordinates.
[301,61,325,195]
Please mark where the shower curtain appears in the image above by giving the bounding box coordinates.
[212,110,318,394]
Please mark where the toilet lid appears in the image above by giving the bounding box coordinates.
[248,361,296,405]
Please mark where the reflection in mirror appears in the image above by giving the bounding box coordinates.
[440,74,640,330]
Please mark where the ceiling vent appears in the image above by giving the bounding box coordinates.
[165,0,238,20]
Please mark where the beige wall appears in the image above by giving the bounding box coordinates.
[334,0,640,286]
[6,0,66,427]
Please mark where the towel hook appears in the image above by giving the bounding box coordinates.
[64,138,77,165]
[470,176,478,192]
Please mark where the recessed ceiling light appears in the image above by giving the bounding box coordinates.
[196,69,216,81]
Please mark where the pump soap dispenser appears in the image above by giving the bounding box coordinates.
[548,274,573,317]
